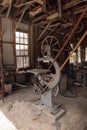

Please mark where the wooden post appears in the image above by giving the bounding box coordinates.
[0,19,5,101]
[29,24,34,68]
[12,19,17,68]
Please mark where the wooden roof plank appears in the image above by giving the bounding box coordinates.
[62,0,84,10]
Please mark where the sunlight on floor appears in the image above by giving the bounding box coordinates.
[0,111,17,130]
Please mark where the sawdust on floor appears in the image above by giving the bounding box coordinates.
[0,86,87,130]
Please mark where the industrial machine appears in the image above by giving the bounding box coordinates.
[28,36,65,114]
[33,56,61,114]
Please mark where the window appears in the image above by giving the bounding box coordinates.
[69,44,73,64]
[77,47,81,63]
[70,52,77,65]
[85,47,87,61]
[15,31,29,68]
[69,44,77,65]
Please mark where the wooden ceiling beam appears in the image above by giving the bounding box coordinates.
[29,6,43,18]
[47,12,59,21]
[14,0,24,6]
[14,9,26,32]
[62,0,84,10]
[37,21,51,41]
[33,14,47,23]
[14,0,44,8]
[0,0,12,7]
[13,5,30,18]
[61,23,73,28]
[73,5,87,15]
[0,6,8,14]
[57,0,62,17]
[14,1,35,8]
[34,0,44,5]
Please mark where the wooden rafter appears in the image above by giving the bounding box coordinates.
[0,6,8,14]
[14,0,24,6]
[13,5,30,18]
[47,12,59,21]
[29,6,43,18]
[14,0,44,8]
[57,0,62,17]
[14,1,35,8]
[14,5,28,32]
[37,21,52,41]
[33,14,47,23]
[0,0,12,7]
[62,0,84,11]
[49,24,60,35]
[73,5,87,15]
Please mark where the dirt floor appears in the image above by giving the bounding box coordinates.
[0,85,87,130]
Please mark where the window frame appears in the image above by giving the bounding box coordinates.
[15,30,29,69]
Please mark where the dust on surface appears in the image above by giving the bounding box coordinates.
[0,86,87,130]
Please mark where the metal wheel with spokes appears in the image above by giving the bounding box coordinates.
[41,35,60,57]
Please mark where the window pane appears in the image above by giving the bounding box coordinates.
[20,38,24,44]
[24,39,28,44]
[24,33,28,38]
[20,51,25,56]
[69,52,77,65]
[16,38,19,43]
[20,45,25,50]
[16,44,20,50]
[24,57,29,67]
[25,51,28,55]
[25,45,28,50]
[16,32,19,37]
[15,31,29,68]
[16,50,20,55]
[17,57,23,68]
[20,32,23,37]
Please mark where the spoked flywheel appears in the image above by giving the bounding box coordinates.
[41,35,60,57]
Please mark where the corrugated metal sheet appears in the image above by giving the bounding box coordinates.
[3,43,14,65]
[2,19,13,42]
